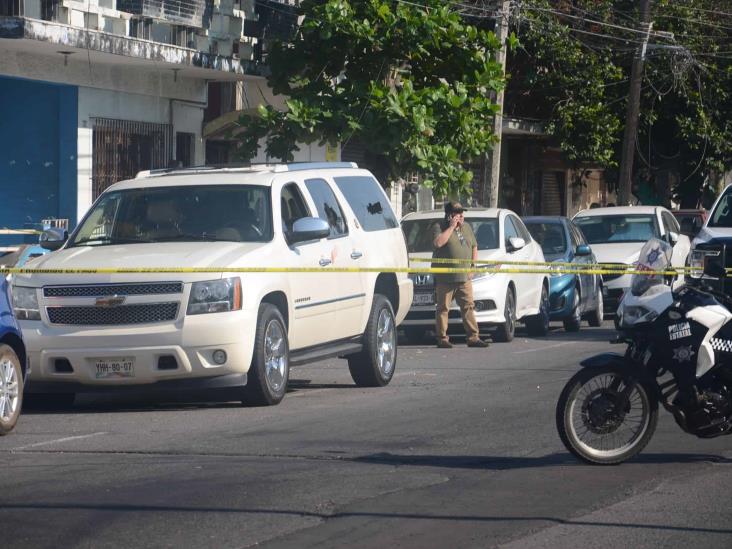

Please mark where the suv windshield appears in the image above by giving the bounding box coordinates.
[574,214,658,244]
[69,185,273,247]
[524,221,567,259]
[708,190,732,227]
[402,218,499,252]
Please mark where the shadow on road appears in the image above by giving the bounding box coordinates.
[1,500,730,536]
[351,451,732,470]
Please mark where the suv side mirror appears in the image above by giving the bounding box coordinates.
[507,237,526,252]
[289,217,330,244]
[575,244,592,256]
[667,231,679,246]
[39,228,68,251]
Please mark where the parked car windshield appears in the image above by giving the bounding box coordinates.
[401,218,499,252]
[708,190,732,227]
[574,214,658,244]
[69,185,273,247]
[524,222,567,260]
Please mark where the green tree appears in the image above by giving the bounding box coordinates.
[506,0,732,207]
[236,0,507,197]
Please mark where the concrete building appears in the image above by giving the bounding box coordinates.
[0,0,319,246]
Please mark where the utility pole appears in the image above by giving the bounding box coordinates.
[617,0,653,206]
[483,0,510,208]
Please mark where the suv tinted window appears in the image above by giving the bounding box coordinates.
[70,185,273,246]
[305,178,348,238]
[333,175,399,232]
[281,183,311,234]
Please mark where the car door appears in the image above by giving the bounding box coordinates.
[661,209,691,282]
[504,214,536,315]
[279,180,340,349]
[303,177,366,340]
[569,221,593,311]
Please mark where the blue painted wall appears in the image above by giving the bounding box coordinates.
[0,76,78,246]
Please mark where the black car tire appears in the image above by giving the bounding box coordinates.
[0,344,23,435]
[348,295,397,387]
[493,287,516,343]
[526,284,550,337]
[242,303,290,406]
[563,287,582,332]
[588,284,604,327]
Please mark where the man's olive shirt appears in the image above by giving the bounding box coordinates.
[431,220,476,284]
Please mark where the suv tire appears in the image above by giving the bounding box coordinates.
[0,344,23,435]
[243,303,289,406]
[348,295,397,387]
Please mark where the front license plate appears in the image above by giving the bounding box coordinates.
[94,357,135,379]
[414,292,435,306]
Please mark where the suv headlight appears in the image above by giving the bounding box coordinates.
[187,277,242,315]
[12,286,40,320]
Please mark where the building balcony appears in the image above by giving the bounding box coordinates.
[116,0,211,28]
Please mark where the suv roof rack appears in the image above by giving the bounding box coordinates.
[135,162,358,179]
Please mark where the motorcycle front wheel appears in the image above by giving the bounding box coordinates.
[556,365,658,465]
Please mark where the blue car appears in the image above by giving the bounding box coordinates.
[0,276,25,434]
[523,216,604,331]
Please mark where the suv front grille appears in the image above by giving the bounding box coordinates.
[47,303,179,325]
[44,282,183,298]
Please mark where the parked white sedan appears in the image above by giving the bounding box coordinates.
[574,206,691,313]
[401,209,550,342]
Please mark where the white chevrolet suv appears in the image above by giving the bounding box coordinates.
[12,163,412,406]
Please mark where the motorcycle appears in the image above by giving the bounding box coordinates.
[556,238,732,464]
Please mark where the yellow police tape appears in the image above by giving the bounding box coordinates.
[0,265,698,276]
[416,256,702,273]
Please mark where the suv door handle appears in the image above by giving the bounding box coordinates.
[350,251,363,260]
[319,258,332,267]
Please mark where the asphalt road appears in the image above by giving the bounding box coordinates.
[1,322,730,549]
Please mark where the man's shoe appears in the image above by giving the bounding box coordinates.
[467,338,489,348]
[436,340,453,349]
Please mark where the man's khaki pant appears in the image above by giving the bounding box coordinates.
[435,280,480,343]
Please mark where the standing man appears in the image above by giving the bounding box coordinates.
[432,201,489,349]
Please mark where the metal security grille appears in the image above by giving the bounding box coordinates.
[47,303,180,325]
[92,118,172,199]
[44,282,183,298]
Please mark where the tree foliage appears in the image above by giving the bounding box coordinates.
[507,0,732,207]
[236,0,506,197]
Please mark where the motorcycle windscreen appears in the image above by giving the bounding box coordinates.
[630,238,673,297]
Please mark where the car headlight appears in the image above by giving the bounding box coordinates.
[549,264,564,278]
[187,277,242,315]
[11,286,40,320]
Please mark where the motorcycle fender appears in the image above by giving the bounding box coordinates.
[579,353,629,369]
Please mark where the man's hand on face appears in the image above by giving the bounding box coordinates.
[449,215,460,229]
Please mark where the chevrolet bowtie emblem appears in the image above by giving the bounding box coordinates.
[95,295,126,308]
